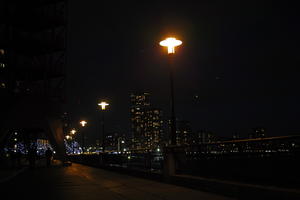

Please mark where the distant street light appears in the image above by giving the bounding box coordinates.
[80,120,87,153]
[80,120,87,127]
[65,135,71,140]
[160,37,182,145]
[98,101,109,110]
[98,101,109,152]
[71,129,76,135]
[65,135,73,154]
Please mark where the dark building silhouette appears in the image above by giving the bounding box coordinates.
[104,132,127,152]
[0,0,68,161]
[249,127,266,139]
[193,130,218,144]
[232,132,241,140]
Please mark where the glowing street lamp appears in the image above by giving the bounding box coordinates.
[159,37,182,145]
[70,129,76,135]
[159,36,183,177]
[65,135,74,154]
[159,37,182,54]
[80,120,87,127]
[80,120,87,153]
[98,101,109,110]
[98,101,109,152]
[69,129,76,154]
[65,135,72,140]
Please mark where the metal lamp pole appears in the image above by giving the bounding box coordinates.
[98,101,109,153]
[70,129,76,154]
[159,37,182,177]
[79,121,87,153]
[160,37,182,145]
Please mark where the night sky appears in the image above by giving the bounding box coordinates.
[65,1,300,144]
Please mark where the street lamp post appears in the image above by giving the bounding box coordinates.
[159,37,182,145]
[65,135,72,154]
[160,37,182,177]
[98,101,109,153]
[79,120,87,153]
[70,129,76,154]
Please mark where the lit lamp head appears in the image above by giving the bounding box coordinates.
[98,101,109,110]
[80,120,87,127]
[71,129,76,135]
[159,37,182,54]
[66,135,72,140]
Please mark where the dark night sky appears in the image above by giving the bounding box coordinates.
[65,1,300,144]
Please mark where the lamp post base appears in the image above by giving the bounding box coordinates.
[163,147,176,181]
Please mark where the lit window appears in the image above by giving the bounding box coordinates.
[0,49,4,55]
[0,63,5,68]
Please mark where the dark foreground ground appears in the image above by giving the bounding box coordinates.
[0,162,234,200]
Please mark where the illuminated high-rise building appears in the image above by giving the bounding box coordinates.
[130,92,164,150]
[176,120,192,146]
[144,108,163,150]
[130,92,150,149]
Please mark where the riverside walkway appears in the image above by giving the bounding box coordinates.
[0,162,234,200]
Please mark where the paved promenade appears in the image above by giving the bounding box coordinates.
[1,162,234,200]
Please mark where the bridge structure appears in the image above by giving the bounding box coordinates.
[0,0,68,160]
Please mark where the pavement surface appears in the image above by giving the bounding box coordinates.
[1,162,235,200]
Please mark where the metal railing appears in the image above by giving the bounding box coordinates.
[69,135,300,187]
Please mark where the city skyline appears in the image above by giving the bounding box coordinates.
[64,90,286,147]
[2,2,298,145]
[0,1,300,146]
[65,2,300,144]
